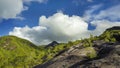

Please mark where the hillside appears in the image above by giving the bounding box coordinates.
[34,26,120,68]
[0,36,41,67]
[0,26,120,68]
[0,36,76,68]
[34,42,120,68]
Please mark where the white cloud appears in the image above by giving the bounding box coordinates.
[9,12,89,45]
[39,12,88,37]
[9,4,120,45]
[0,0,46,20]
[84,4,120,21]
[83,4,103,22]
[84,4,120,35]
[23,0,47,3]
[91,20,120,36]
[0,0,24,19]
[9,25,48,45]
[73,0,94,6]
[95,5,120,21]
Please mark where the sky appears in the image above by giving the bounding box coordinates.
[0,0,120,45]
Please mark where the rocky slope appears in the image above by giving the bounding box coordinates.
[34,42,120,68]
[34,26,120,68]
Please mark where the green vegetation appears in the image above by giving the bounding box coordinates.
[0,27,119,68]
[0,36,76,68]
[85,47,97,59]
[99,30,120,42]
[0,36,42,68]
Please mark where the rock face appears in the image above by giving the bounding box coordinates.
[70,43,120,68]
[34,41,120,68]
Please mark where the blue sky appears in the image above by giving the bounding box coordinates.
[0,0,120,45]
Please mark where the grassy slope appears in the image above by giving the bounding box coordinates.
[0,36,43,68]
[0,36,72,68]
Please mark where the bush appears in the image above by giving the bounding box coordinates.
[85,47,97,59]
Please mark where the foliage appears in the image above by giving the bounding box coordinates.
[0,36,43,67]
[85,47,97,59]
[0,36,76,68]
[99,30,120,42]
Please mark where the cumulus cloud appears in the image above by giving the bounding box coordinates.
[9,25,48,45]
[0,0,24,19]
[9,4,120,45]
[9,12,89,45]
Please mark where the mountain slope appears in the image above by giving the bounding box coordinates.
[0,36,41,68]
[0,35,37,49]
[34,42,120,68]
[0,35,75,68]
[0,26,120,68]
[34,26,120,68]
